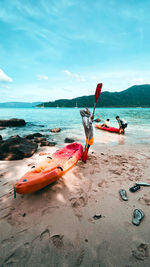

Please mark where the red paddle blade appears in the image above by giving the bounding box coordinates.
[95,83,103,102]
[82,147,88,163]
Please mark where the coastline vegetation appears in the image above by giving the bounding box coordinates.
[37,85,150,108]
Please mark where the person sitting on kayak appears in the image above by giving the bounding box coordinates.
[80,108,94,153]
[97,113,110,128]
[101,118,110,128]
[116,116,128,134]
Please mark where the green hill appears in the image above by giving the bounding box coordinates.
[37,84,150,108]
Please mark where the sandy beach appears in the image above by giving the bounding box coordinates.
[0,139,150,267]
[1,0,150,265]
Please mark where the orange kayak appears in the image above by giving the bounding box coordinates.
[95,124,120,133]
[14,142,83,194]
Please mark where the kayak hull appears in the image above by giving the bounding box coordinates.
[14,142,83,194]
[95,124,120,133]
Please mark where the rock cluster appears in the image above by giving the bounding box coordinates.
[64,138,75,143]
[50,128,61,133]
[0,132,57,160]
[0,135,38,160]
[0,118,26,127]
[25,133,56,147]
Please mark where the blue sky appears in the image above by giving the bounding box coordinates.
[0,0,150,102]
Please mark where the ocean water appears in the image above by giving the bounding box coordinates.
[0,107,150,146]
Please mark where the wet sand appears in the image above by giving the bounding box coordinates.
[0,141,150,267]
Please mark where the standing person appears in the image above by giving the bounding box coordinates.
[81,83,102,163]
[80,108,94,153]
[116,116,128,134]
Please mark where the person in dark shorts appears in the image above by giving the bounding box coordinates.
[116,116,128,134]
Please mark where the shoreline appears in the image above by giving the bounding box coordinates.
[0,142,150,266]
[0,107,150,149]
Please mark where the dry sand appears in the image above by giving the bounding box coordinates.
[0,140,150,267]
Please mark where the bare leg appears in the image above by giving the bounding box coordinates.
[119,128,124,135]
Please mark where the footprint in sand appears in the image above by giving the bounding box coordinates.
[27,163,34,166]
[1,236,14,246]
[74,248,84,266]
[129,168,135,172]
[41,206,59,216]
[51,234,64,248]
[96,241,113,267]
[97,180,106,187]
[0,171,10,178]
[3,242,31,265]
[90,170,95,175]
[108,169,121,175]
[70,195,88,208]
[64,241,85,267]
[2,182,9,186]
[29,228,51,264]
[69,195,88,219]
[132,243,149,261]
[138,196,150,206]
[40,229,51,255]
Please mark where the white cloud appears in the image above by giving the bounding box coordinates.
[0,69,13,82]
[129,77,150,86]
[63,70,86,82]
[64,70,71,76]
[0,84,11,89]
[37,75,49,80]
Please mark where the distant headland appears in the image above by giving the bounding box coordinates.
[37,84,150,108]
[0,85,150,108]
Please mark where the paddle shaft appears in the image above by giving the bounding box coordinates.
[97,113,105,122]
[82,83,103,162]
[92,102,96,118]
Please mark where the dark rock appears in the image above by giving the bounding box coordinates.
[50,128,61,133]
[25,134,35,139]
[40,141,56,147]
[25,133,43,139]
[0,135,38,160]
[0,118,26,127]
[10,134,20,139]
[0,127,6,130]
[64,138,75,143]
[0,135,2,141]
[34,137,46,143]
[33,133,44,137]
[49,142,56,146]
[93,214,102,220]
[40,141,51,146]
[94,118,101,122]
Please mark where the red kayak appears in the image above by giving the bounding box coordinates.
[95,124,120,133]
[14,142,83,194]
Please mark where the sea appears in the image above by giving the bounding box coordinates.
[0,107,150,147]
